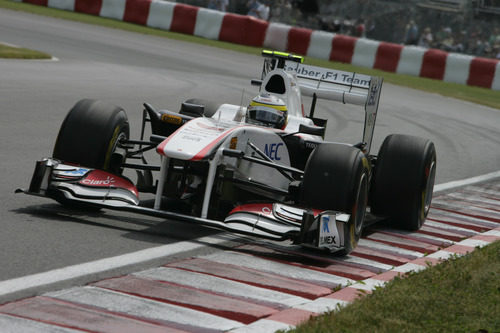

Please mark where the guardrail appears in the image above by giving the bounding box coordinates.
[15,0,500,90]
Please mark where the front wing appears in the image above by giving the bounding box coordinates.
[18,158,351,252]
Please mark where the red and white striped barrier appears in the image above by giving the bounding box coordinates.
[16,0,500,90]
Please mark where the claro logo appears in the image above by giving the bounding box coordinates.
[81,176,115,186]
[77,170,139,197]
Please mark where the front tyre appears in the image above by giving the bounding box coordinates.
[51,99,130,210]
[53,99,129,174]
[302,143,370,255]
[370,134,436,231]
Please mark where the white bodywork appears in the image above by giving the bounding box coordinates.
[154,59,382,218]
[20,54,384,253]
[156,116,293,191]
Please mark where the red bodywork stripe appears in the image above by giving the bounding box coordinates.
[229,203,322,218]
[190,128,238,161]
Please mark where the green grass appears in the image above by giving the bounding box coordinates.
[0,0,499,110]
[285,241,500,333]
[0,42,51,59]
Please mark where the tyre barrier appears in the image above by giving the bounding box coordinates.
[15,0,500,90]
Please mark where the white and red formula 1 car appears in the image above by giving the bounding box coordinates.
[18,51,436,255]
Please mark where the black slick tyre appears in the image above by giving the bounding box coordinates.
[370,134,436,231]
[52,99,129,210]
[302,143,370,255]
[53,99,129,174]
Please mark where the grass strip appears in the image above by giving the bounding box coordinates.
[285,240,500,333]
[0,42,51,59]
[0,0,498,109]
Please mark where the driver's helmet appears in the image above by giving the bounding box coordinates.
[246,93,288,129]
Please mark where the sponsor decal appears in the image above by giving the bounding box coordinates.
[318,215,342,249]
[304,141,319,149]
[366,112,376,127]
[158,117,244,160]
[264,142,283,161]
[322,217,330,232]
[367,83,379,106]
[82,175,115,186]
[285,62,371,88]
[196,121,228,132]
[262,206,272,215]
[79,170,138,197]
[57,168,89,177]
[229,137,238,149]
[161,114,182,125]
[181,135,202,142]
[228,203,274,215]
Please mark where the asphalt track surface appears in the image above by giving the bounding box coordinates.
[1,7,499,287]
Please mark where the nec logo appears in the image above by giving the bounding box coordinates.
[264,143,283,161]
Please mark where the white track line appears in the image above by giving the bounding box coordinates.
[0,41,59,61]
[433,171,500,193]
[1,171,498,304]
[0,234,237,304]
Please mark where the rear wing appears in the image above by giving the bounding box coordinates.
[285,61,383,153]
[259,51,383,154]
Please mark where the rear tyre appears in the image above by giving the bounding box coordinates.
[53,99,129,174]
[370,134,436,231]
[302,143,370,255]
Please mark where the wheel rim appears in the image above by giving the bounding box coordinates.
[423,160,436,216]
[116,131,128,149]
[104,129,128,172]
[354,172,368,234]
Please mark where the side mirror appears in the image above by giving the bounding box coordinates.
[251,79,262,87]
[299,124,325,137]
[179,102,204,117]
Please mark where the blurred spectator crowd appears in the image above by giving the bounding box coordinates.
[175,0,500,59]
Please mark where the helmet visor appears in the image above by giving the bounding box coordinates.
[247,106,286,128]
